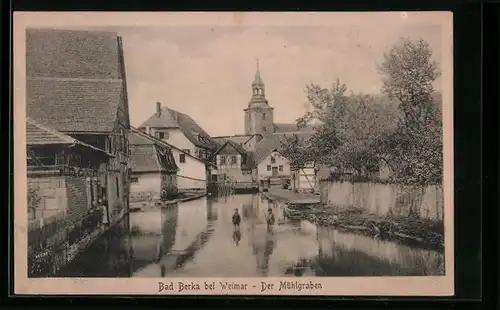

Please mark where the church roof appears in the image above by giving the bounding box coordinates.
[274,123,316,133]
[139,105,218,150]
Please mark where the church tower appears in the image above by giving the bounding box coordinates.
[244,59,274,136]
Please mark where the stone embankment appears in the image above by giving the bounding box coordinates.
[130,191,207,212]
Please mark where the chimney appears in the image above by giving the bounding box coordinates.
[156,102,161,116]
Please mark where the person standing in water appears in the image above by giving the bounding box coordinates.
[232,208,241,229]
[265,208,275,230]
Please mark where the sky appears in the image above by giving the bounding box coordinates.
[84,22,443,136]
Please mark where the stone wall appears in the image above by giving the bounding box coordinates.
[27,175,67,220]
[319,181,444,221]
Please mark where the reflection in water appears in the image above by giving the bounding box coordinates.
[55,194,445,277]
[232,228,241,246]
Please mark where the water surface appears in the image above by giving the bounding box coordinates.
[57,193,445,277]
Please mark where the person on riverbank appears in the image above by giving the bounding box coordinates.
[232,208,241,229]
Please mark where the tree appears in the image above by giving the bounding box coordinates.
[278,133,312,169]
[283,79,396,177]
[379,38,441,134]
[378,38,443,184]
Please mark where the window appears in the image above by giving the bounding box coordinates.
[231,156,237,164]
[267,165,271,171]
[263,126,267,132]
[179,154,186,163]
[271,157,276,164]
[130,177,139,183]
[182,149,191,155]
[262,113,266,120]
[157,132,165,139]
[219,155,226,165]
[279,165,284,172]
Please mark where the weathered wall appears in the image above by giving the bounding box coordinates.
[107,171,125,223]
[178,175,206,191]
[27,175,67,220]
[217,168,254,184]
[319,181,444,221]
[130,173,161,201]
[169,146,207,191]
[161,172,178,196]
[150,128,197,155]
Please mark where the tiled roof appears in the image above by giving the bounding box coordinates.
[139,106,217,150]
[212,134,257,146]
[214,140,247,156]
[253,132,313,165]
[26,118,75,145]
[129,145,161,173]
[128,130,154,145]
[26,28,121,80]
[27,79,123,133]
[26,28,126,133]
[26,117,112,155]
[129,132,178,173]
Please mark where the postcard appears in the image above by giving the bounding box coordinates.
[14,11,454,296]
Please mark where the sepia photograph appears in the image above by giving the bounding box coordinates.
[14,11,454,295]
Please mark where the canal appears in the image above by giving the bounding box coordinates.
[57,193,445,277]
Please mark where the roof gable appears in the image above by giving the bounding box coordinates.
[215,140,247,156]
[139,106,217,150]
[129,127,216,168]
[212,134,259,146]
[129,135,178,173]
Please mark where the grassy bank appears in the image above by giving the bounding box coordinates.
[285,203,444,251]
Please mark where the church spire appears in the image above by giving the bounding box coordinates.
[252,57,264,86]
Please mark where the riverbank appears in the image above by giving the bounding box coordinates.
[262,188,320,205]
[264,188,444,251]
